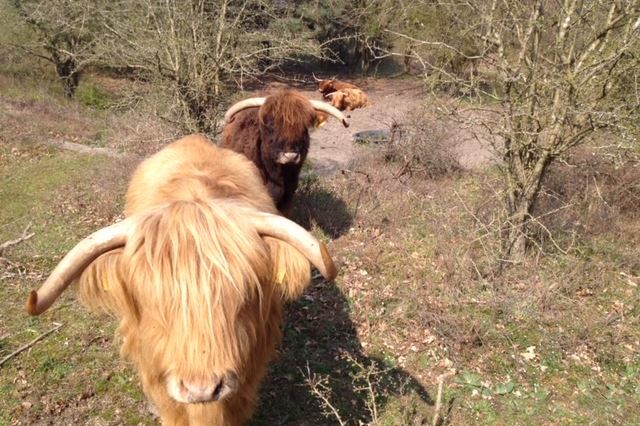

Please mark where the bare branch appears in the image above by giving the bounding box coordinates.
[0,223,35,256]
[0,323,64,368]
[432,370,456,426]
[406,0,639,262]
[384,29,483,60]
[301,364,346,426]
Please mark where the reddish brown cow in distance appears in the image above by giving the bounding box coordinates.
[313,73,359,96]
[222,90,349,215]
[26,135,337,425]
[325,88,370,111]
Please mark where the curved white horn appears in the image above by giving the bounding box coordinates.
[224,98,266,123]
[249,212,337,281]
[26,218,136,315]
[224,96,348,128]
[310,100,349,128]
[312,72,323,82]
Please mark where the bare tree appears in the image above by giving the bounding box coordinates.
[8,0,103,97]
[298,0,400,75]
[99,0,324,134]
[392,0,640,263]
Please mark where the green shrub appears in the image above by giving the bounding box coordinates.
[76,83,112,109]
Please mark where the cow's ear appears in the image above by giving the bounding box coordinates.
[314,112,328,129]
[263,236,311,301]
[77,249,138,318]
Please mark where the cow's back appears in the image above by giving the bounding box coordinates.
[345,88,369,109]
[125,134,275,216]
[334,80,358,91]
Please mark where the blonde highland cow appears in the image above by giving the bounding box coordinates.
[26,134,337,425]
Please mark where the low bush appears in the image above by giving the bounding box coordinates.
[381,108,462,180]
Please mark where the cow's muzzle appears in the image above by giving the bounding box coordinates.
[167,373,239,404]
[276,152,301,165]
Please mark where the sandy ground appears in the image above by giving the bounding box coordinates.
[302,79,495,175]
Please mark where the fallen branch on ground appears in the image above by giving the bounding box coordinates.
[46,139,140,160]
[432,369,456,426]
[0,323,64,368]
[0,223,35,256]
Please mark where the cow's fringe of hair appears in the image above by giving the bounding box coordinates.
[259,90,317,141]
[77,249,140,362]
[77,197,312,422]
[78,247,129,316]
[80,198,269,371]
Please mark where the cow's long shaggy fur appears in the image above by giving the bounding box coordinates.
[259,90,317,142]
[327,88,370,111]
[77,134,311,425]
[223,90,320,215]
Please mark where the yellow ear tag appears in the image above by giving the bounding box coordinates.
[275,268,287,285]
[102,273,110,291]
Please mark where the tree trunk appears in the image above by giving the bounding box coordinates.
[501,150,552,264]
[55,58,80,98]
[501,203,530,264]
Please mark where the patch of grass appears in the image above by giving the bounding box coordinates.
[377,394,429,425]
[0,382,19,424]
[37,356,75,381]
[76,82,113,110]
[0,143,142,423]
[311,149,640,425]
[0,150,111,265]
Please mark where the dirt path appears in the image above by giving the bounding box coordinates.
[303,78,495,175]
[304,79,424,175]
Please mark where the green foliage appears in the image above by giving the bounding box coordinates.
[76,83,112,109]
[494,381,515,395]
[0,148,110,272]
[456,370,483,388]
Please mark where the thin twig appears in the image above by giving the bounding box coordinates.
[0,323,64,368]
[0,257,20,267]
[432,370,456,426]
[343,353,388,424]
[0,223,35,256]
[302,364,346,426]
[341,168,372,183]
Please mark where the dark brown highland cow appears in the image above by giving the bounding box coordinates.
[222,90,349,215]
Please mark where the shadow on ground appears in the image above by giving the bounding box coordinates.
[251,277,433,425]
[253,172,430,425]
[291,181,353,239]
